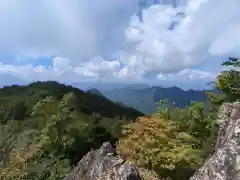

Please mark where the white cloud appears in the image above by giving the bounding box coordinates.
[0,0,137,59]
[0,56,122,83]
[0,57,218,88]
[74,57,121,78]
[154,68,217,90]
[0,62,55,82]
[0,0,239,88]
[124,0,240,76]
[156,69,217,81]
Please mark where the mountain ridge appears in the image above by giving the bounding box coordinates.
[0,81,144,120]
[102,85,215,114]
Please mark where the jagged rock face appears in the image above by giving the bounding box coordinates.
[64,142,141,180]
[190,102,240,180]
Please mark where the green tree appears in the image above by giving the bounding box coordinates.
[215,57,240,103]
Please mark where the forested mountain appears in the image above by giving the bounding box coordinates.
[0,81,144,121]
[85,88,105,97]
[102,86,212,114]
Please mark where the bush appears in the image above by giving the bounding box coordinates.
[117,116,204,180]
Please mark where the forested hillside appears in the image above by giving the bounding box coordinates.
[0,81,144,121]
[0,81,143,180]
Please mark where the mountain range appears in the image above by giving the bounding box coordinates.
[98,86,213,114]
[0,81,216,116]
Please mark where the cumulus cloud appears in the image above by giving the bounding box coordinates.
[154,68,218,90]
[0,56,122,83]
[124,0,240,77]
[157,68,217,81]
[0,0,239,88]
[74,57,121,78]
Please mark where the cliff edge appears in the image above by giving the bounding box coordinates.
[190,102,240,180]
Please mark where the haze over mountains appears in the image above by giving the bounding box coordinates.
[71,80,214,91]
[0,80,212,115]
[82,83,213,114]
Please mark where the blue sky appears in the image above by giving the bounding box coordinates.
[0,0,239,89]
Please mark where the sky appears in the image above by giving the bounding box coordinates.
[0,0,239,89]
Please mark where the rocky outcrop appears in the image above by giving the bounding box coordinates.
[64,142,141,180]
[190,102,240,180]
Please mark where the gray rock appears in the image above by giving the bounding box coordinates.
[190,102,240,180]
[64,142,141,180]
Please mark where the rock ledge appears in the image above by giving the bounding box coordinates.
[64,142,141,180]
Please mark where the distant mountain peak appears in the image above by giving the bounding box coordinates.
[86,88,105,97]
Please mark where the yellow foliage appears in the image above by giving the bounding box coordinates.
[138,168,162,180]
[0,141,42,180]
[117,116,204,179]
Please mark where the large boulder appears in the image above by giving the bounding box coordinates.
[64,142,141,180]
[190,102,240,180]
